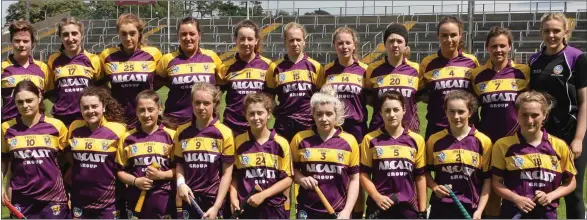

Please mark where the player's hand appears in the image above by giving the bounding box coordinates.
[514,195,536,213]
[230,198,240,214]
[146,166,164,180]
[373,194,394,210]
[177,183,194,203]
[135,177,153,190]
[202,206,219,219]
[432,184,451,198]
[337,209,351,219]
[247,192,266,208]
[472,209,483,219]
[1,185,9,203]
[534,190,554,207]
[570,138,583,159]
[299,176,319,189]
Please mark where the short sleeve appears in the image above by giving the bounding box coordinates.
[480,137,493,173]
[314,63,324,89]
[277,139,293,177]
[156,54,170,78]
[173,131,184,159]
[365,65,374,89]
[290,134,301,169]
[40,62,52,92]
[425,138,435,169]
[217,61,230,86]
[211,52,224,84]
[575,54,587,89]
[491,141,506,177]
[1,124,9,158]
[221,131,235,164]
[57,123,69,151]
[89,54,103,81]
[97,50,109,81]
[348,138,360,175]
[115,135,129,167]
[414,135,426,175]
[418,62,428,91]
[265,62,278,90]
[555,138,577,179]
[359,136,373,174]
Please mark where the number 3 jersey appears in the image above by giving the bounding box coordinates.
[360,128,425,209]
[67,118,127,209]
[1,115,68,202]
[426,127,492,209]
[233,129,292,207]
[173,118,235,198]
[291,127,359,213]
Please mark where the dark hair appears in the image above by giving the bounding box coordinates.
[79,86,125,123]
[117,13,147,47]
[13,80,45,113]
[177,16,201,34]
[135,90,177,129]
[244,92,275,115]
[485,26,513,47]
[443,90,478,113]
[234,19,262,53]
[9,20,36,45]
[379,90,406,110]
[437,16,465,50]
[57,17,84,50]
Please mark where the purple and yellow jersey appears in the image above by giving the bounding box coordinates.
[115,124,175,203]
[219,53,274,135]
[471,60,530,141]
[321,59,368,124]
[1,115,68,202]
[360,128,425,209]
[47,50,101,117]
[1,55,50,122]
[420,51,480,137]
[67,117,127,209]
[173,118,235,197]
[156,48,222,123]
[234,129,292,207]
[99,45,162,125]
[426,128,492,208]
[366,57,420,132]
[265,54,323,128]
[291,127,359,214]
[491,129,576,213]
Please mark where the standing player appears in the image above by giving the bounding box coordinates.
[426,90,492,219]
[420,16,480,139]
[471,27,530,141]
[360,90,427,219]
[366,23,420,133]
[68,86,127,218]
[1,81,69,219]
[47,17,102,127]
[2,20,50,122]
[219,20,274,135]
[99,13,162,129]
[175,82,234,219]
[156,17,223,125]
[491,91,577,218]
[265,22,323,141]
[528,12,587,219]
[116,90,176,219]
[230,93,293,219]
[291,86,360,219]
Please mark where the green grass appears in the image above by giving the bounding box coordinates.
[2,88,585,219]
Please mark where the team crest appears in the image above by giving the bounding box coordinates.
[465,70,472,78]
[432,69,441,79]
[328,75,335,82]
[71,139,78,148]
[181,140,188,150]
[141,63,149,71]
[183,210,189,219]
[375,147,384,157]
[472,155,479,166]
[511,81,518,90]
[84,69,92,77]
[408,78,414,86]
[298,210,308,219]
[102,141,109,151]
[279,73,286,83]
[437,152,446,163]
[303,149,311,159]
[212,140,219,151]
[376,76,384,86]
[73,207,83,218]
[337,151,345,163]
[112,210,120,219]
[514,157,524,168]
[109,63,118,72]
[260,72,265,79]
[553,65,564,75]
[6,76,16,86]
[241,156,250,166]
[9,139,17,148]
[127,209,134,219]
[131,145,138,155]
[44,135,51,146]
[203,64,210,72]
[51,205,61,215]
[410,150,415,160]
[171,66,180,74]
[478,83,487,92]
[38,78,44,87]
[551,156,559,170]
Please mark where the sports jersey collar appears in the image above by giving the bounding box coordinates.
[379,126,409,137]
[310,125,343,138]
[247,129,277,142]
[191,117,219,128]
[437,49,464,59]
[540,45,568,57]
[484,59,513,73]
[85,116,109,128]
[178,47,203,58]
[445,125,477,138]
[235,52,260,62]
[383,56,407,67]
[334,57,359,67]
[8,54,34,66]
[59,47,87,57]
[284,53,308,63]
[516,128,549,144]
[16,113,46,127]
[118,43,139,54]
[136,121,165,134]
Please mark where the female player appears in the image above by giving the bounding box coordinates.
[360,90,427,219]
[266,22,323,141]
[2,20,50,122]
[99,13,162,129]
[47,17,101,126]
[156,17,222,125]
[471,26,530,142]
[420,16,480,139]
[426,90,493,219]
[491,91,576,219]
[1,81,69,218]
[115,90,176,219]
[366,23,420,133]
[229,93,292,219]
[67,86,127,218]
[291,86,360,219]
[175,82,234,219]
[219,20,274,135]
[528,12,587,219]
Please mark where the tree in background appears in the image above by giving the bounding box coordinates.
[304,9,331,16]
[5,0,89,23]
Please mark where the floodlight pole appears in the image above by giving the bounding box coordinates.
[168,0,171,53]
[25,0,30,21]
[467,1,474,54]
[247,1,250,19]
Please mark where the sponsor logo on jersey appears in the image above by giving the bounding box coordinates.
[171,66,180,74]
[376,76,384,86]
[109,63,118,72]
[279,73,286,83]
[73,207,83,218]
[432,69,441,79]
[9,139,17,148]
[241,155,250,166]
[6,76,16,86]
[181,140,188,150]
[303,149,311,159]
[514,157,524,168]
[478,83,486,92]
[375,147,383,157]
[131,145,138,155]
[298,210,308,219]
[437,152,446,163]
[72,139,78,148]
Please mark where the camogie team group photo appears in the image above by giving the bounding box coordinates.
[0,0,586,219]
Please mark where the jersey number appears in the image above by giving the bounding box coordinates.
[256,157,266,165]
[85,142,92,149]
[389,78,400,85]
[26,139,35,146]
[320,152,326,160]
[124,64,135,72]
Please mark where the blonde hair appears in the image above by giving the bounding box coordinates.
[332,27,359,58]
[540,12,569,45]
[311,85,346,126]
[57,17,84,50]
[515,90,553,115]
[283,22,307,41]
[116,13,147,47]
[190,82,222,114]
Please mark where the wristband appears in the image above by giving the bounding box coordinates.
[132,177,137,187]
[177,177,186,187]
